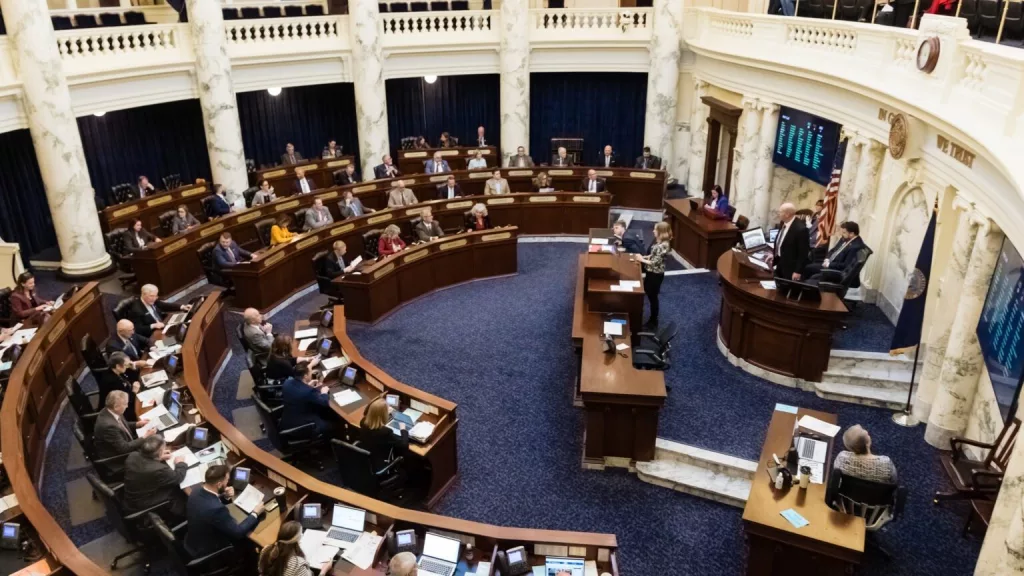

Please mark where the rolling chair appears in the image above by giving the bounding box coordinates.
[159,209,178,237]
[200,196,217,220]
[330,439,407,503]
[234,322,253,355]
[817,246,873,306]
[1004,1,1024,42]
[391,2,410,12]
[162,173,182,190]
[222,8,240,20]
[148,513,242,576]
[99,13,123,27]
[65,375,100,418]
[935,417,1020,504]
[81,333,109,374]
[363,229,383,259]
[306,4,325,15]
[124,11,147,25]
[293,208,310,231]
[111,183,138,204]
[104,228,138,290]
[52,16,74,30]
[379,2,390,13]
[246,352,283,410]
[196,242,230,289]
[0,288,13,327]
[253,396,325,470]
[240,6,261,18]
[75,14,100,28]
[255,218,276,247]
[735,215,750,231]
[632,321,678,372]
[86,472,168,572]
[430,1,450,9]
[451,0,469,8]
[411,1,429,10]
[265,5,284,17]
[959,0,980,35]
[826,469,906,559]
[803,0,826,17]
[285,5,304,16]
[113,296,134,322]
[313,250,344,307]
[242,186,259,208]
[72,420,128,483]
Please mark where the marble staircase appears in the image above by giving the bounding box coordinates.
[813,350,922,410]
[635,438,758,508]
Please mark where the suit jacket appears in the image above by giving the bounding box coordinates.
[126,297,180,338]
[484,178,509,195]
[323,252,349,279]
[774,218,810,280]
[612,233,645,255]
[93,409,143,462]
[243,323,273,356]
[184,488,259,559]
[597,153,618,168]
[292,177,316,195]
[465,213,492,231]
[580,177,607,193]
[122,228,157,253]
[303,206,334,231]
[415,220,444,242]
[359,426,408,473]
[265,354,298,381]
[334,170,360,186]
[280,152,304,165]
[707,196,729,213]
[107,333,149,362]
[824,236,866,275]
[635,155,662,170]
[425,159,451,174]
[96,370,138,422]
[280,377,332,435]
[122,451,188,515]
[551,155,573,167]
[10,290,43,323]
[213,241,252,268]
[339,199,369,219]
[373,164,401,180]
[507,155,534,168]
[209,195,231,218]
[387,188,418,208]
[436,183,464,199]
[171,214,200,235]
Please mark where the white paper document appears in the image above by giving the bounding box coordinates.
[142,370,169,387]
[620,280,641,288]
[760,281,777,290]
[610,285,633,292]
[749,258,770,271]
[180,463,208,489]
[798,415,841,438]
[167,446,199,469]
[615,343,629,351]
[401,408,422,424]
[409,421,435,442]
[233,484,265,514]
[320,356,348,371]
[294,328,319,339]
[798,458,825,485]
[298,338,317,351]
[603,322,623,336]
[589,238,608,245]
[341,531,383,570]
[469,562,492,576]
[300,529,341,566]
[350,255,363,268]
[162,423,193,443]
[585,560,600,576]
[333,389,362,407]
[136,387,166,407]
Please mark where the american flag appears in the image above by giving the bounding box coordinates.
[817,138,848,247]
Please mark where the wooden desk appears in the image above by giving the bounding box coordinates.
[337,228,518,324]
[99,182,211,234]
[397,146,498,174]
[663,198,739,269]
[252,156,357,192]
[743,407,864,575]
[717,250,848,382]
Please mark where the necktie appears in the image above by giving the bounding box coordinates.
[147,303,160,322]
[353,203,361,216]
[124,337,136,358]
[290,155,295,163]
[776,223,789,257]
[301,180,309,193]
[590,180,595,193]
[227,246,236,263]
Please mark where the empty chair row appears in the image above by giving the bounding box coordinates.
[51,11,149,30]
[379,1,476,12]
[222,4,325,19]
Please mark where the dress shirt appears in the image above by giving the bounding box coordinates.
[604,155,612,167]
[588,179,597,193]
[467,158,488,170]
[444,186,457,199]
[299,179,310,194]
[776,220,793,257]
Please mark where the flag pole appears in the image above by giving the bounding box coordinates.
[892,343,922,427]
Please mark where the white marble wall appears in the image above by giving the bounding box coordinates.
[964,369,1003,450]
[847,138,886,238]
[500,0,530,166]
[750,101,779,229]
[876,186,932,324]
[834,135,861,233]
[686,79,709,197]
[730,97,761,218]
[767,165,824,214]
[1,0,111,275]
[642,0,682,175]
[185,0,248,203]
[349,0,390,179]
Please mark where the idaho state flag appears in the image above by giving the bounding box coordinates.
[890,201,938,355]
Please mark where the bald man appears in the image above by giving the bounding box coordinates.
[126,284,191,338]
[107,319,150,365]
[770,202,810,281]
[242,308,274,357]
[388,552,417,576]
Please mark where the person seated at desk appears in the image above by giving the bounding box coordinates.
[387,180,418,208]
[580,169,606,193]
[323,241,358,279]
[123,434,188,519]
[533,172,554,193]
[705,185,729,214]
[243,308,274,358]
[209,185,233,218]
[97,353,142,422]
[467,149,488,170]
[475,125,487,147]
[360,398,408,473]
[281,143,303,165]
[484,169,509,195]
[438,131,453,148]
[610,220,644,254]
[333,163,360,186]
[833,424,897,484]
[322,139,343,159]
[266,334,320,381]
[259,521,333,576]
[252,180,277,206]
[185,464,264,559]
[805,221,866,279]
[107,319,150,365]
[465,203,492,231]
[437,175,464,200]
[552,146,573,167]
[293,168,317,195]
[374,154,402,180]
[122,218,162,253]
[93,390,154,465]
[339,189,373,219]
[767,202,809,281]
[127,283,191,339]
[213,232,254,269]
[303,198,334,232]
[413,136,430,150]
[508,146,534,168]
[597,144,617,168]
[171,205,201,235]
[137,175,157,198]
[389,552,417,576]
[415,209,444,242]
[635,146,661,170]
[270,215,297,246]
[378,225,406,257]
[281,363,332,437]
[425,151,450,174]
[11,272,53,325]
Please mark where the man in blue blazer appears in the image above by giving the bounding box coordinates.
[208,185,232,218]
[184,464,263,559]
[212,232,253,269]
[280,363,333,436]
[610,221,645,254]
[424,151,451,174]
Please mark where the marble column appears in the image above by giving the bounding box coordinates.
[730,96,762,219]
[499,0,529,167]
[914,199,975,422]
[348,0,390,180]
[846,138,886,236]
[924,213,1003,448]
[686,78,709,197]
[642,0,682,173]
[0,0,111,276]
[976,437,1024,575]
[750,100,779,230]
[834,133,862,233]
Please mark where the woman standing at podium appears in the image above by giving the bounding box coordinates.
[635,222,671,328]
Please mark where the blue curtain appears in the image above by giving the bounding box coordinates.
[385,74,500,157]
[0,129,55,257]
[237,83,359,170]
[529,72,648,166]
[78,99,211,204]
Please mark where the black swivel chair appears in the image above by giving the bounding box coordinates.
[632,322,678,372]
[0,288,13,327]
[313,250,343,307]
[105,228,138,290]
[411,1,429,10]
[363,229,383,260]
[75,14,100,28]
[124,11,148,25]
[111,183,138,205]
[817,246,873,305]
[197,242,229,289]
[162,173,182,190]
[86,472,167,571]
[803,0,826,17]
[99,13,123,27]
[242,186,259,208]
[451,0,469,9]
[379,2,390,13]
[52,16,74,30]
[240,7,261,18]
[826,470,906,558]
[159,210,178,237]
[264,6,284,17]
[285,5,304,16]
[200,196,218,220]
[306,5,325,15]
[330,439,407,503]
[430,1,450,10]
[293,209,310,231]
[253,396,325,470]
[148,513,241,576]
[222,8,240,20]
[255,218,276,248]
[113,296,134,323]
[81,333,109,374]
[391,2,410,12]
[400,136,418,150]
[73,420,128,483]
[65,375,100,418]
[234,322,252,356]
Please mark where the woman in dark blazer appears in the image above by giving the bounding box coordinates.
[465,203,492,231]
[122,219,160,252]
[359,398,408,472]
[265,334,319,381]
[10,272,53,325]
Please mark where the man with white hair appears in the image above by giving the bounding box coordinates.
[425,151,450,174]
[833,424,897,484]
[769,202,809,281]
[242,308,273,357]
[125,284,191,338]
[93,390,154,471]
[388,552,418,576]
[107,319,150,366]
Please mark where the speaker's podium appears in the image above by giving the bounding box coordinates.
[571,229,666,469]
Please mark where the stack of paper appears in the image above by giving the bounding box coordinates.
[180,463,208,489]
[760,280,777,290]
[0,493,18,514]
[409,421,435,442]
[320,356,348,371]
[341,532,383,570]
[142,370,169,387]
[602,321,623,336]
[298,338,317,351]
[402,408,422,424]
[166,446,199,469]
[797,415,841,437]
[233,484,265,514]
[589,238,608,245]
[136,387,166,407]
[162,423,193,443]
[610,284,633,292]
[294,327,319,339]
[333,389,362,407]
[300,529,342,566]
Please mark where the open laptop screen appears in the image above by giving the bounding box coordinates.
[545,557,585,576]
[768,227,780,244]
[331,504,365,531]
[742,228,767,251]
[422,533,461,563]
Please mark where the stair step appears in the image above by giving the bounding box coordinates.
[815,381,910,410]
[828,349,922,374]
[820,369,917,390]
[654,438,758,479]
[636,459,751,508]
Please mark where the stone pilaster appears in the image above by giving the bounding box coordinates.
[847,137,886,235]
[499,0,529,166]
[348,0,390,179]
[976,435,1024,575]
[750,100,779,230]
[834,131,862,233]
[642,0,682,173]
[686,78,709,197]
[184,0,248,205]
[924,213,1003,448]
[729,96,762,218]
[0,0,111,276]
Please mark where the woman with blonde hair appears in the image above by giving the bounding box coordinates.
[360,397,408,471]
[635,221,672,328]
[258,521,331,576]
[533,172,554,193]
[465,203,492,231]
[377,224,406,257]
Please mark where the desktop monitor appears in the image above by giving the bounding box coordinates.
[768,227,779,244]
[165,355,179,376]
[321,310,333,328]
[545,557,586,576]
[319,338,333,358]
[0,522,19,550]
[191,426,209,449]
[741,228,767,251]
[232,466,251,492]
[386,393,400,408]
[299,503,322,529]
[341,366,358,386]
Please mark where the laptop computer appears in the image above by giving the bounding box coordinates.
[417,532,461,576]
[545,557,586,576]
[323,503,366,547]
[156,400,182,430]
[796,436,827,463]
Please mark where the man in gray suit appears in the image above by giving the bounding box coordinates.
[93,391,155,471]
[303,198,334,231]
[242,308,273,357]
[339,189,373,219]
[280,143,303,165]
[122,435,189,518]
[414,209,444,242]
[507,146,534,168]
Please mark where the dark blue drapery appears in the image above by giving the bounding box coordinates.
[0,129,55,257]
[385,74,500,158]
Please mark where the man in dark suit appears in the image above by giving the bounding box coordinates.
[338,190,372,219]
[552,146,573,167]
[280,364,332,437]
[425,152,451,174]
[323,241,357,279]
[414,210,444,242]
[93,390,154,467]
[208,185,232,218]
[122,435,188,518]
[436,175,463,200]
[213,232,254,269]
[292,167,316,195]
[770,202,810,281]
[580,169,607,193]
[280,143,303,165]
[126,284,191,339]
[97,353,142,423]
[634,147,662,170]
[184,464,263,559]
[373,154,401,180]
[137,175,157,198]
[805,221,867,279]
[610,221,645,254]
[475,125,487,147]
[333,163,360,186]
[597,145,617,168]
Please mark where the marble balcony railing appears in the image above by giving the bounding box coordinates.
[55,24,194,78]
[224,15,350,58]
[379,10,498,48]
[530,8,653,44]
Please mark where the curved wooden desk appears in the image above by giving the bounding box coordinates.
[664,198,739,269]
[2,282,111,575]
[397,145,498,174]
[252,155,356,192]
[185,292,620,572]
[717,251,848,382]
[99,182,211,233]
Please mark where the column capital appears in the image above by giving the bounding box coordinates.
[755,99,779,114]
[693,77,708,92]
[740,95,759,110]
[840,126,861,142]
[951,192,974,214]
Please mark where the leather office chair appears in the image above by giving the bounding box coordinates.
[113,296,134,323]
[264,6,284,17]
[391,2,410,12]
[65,375,100,416]
[735,215,750,231]
[330,439,407,503]
[935,417,1020,504]
[200,196,217,220]
[124,11,147,25]
[99,13,123,27]
[633,322,678,372]
[978,0,1001,35]
[242,186,258,208]
[363,229,383,259]
[105,228,138,290]
[826,469,906,558]
[548,0,565,8]
[162,173,182,190]
[75,14,100,28]
[51,16,74,30]
[158,210,178,237]
[148,513,241,576]
[86,472,167,571]
[958,0,980,35]
[285,5,304,16]
[196,241,229,288]
[73,420,127,483]
[431,1,450,10]
[451,0,469,8]
[81,333,109,374]
[636,0,654,6]
[411,1,429,10]
[253,396,325,470]
[0,288,13,327]
[1004,1,1024,41]
[255,218,276,247]
[804,0,826,17]
[306,4,325,15]
[222,8,239,20]
[837,0,859,19]
[111,183,137,205]
[818,246,873,303]
[379,2,390,13]
[246,352,282,411]
[293,208,309,231]
[240,7,261,18]
[234,322,252,355]
[313,250,343,307]
[400,136,417,150]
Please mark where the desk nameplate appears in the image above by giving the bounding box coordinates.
[404,151,428,158]
[573,195,602,203]
[482,232,512,242]
[529,196,557,203]
[368,213,393,225]
[200,223,225,238]
[326,159,350,168]
[276,200,301,212]
[469,172,491,179]
[403,249,428,263]
[331,223,355,235]
[146,195,172,207]
[262,169,287,178]
[486,197,514,205]
[296,164,318,172]
[353,184,376,194]
[316,191,339,201]
[296,236,320,250]
[73,292,96,314]
[162,238,189,254]
[548,169,574,176]
[263,252,286,267]
[446,200,473,210]
[629,171,658,179]
[237,210,263,224]
[508,170,534,177]
[374,263,395,279]
[112,205,140,218]
[182,186,208,197]
[440,239,468,251]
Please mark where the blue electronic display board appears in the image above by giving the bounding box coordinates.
[771,106,842,186]
[977,237,1024,420]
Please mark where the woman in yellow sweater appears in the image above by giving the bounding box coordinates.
[270,215,296,246]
